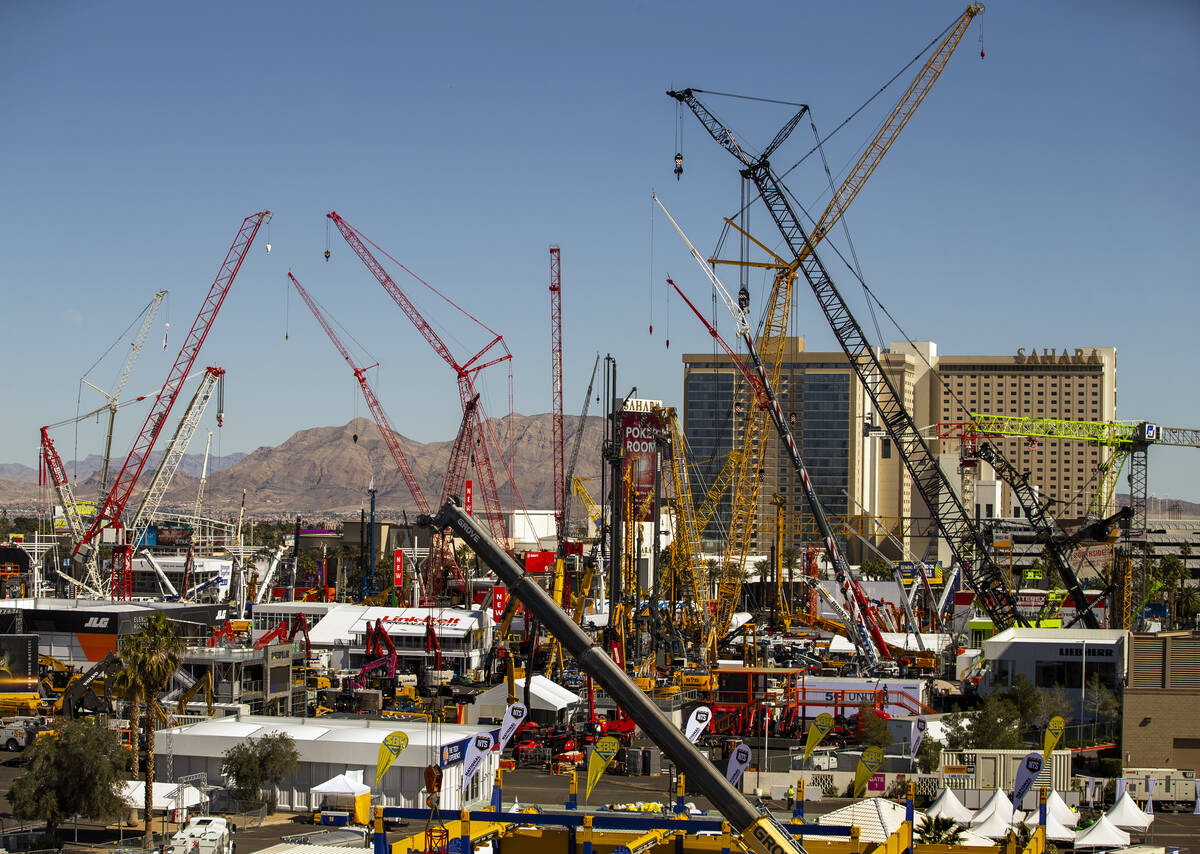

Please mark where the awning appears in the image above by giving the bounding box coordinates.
[311,773,370,797]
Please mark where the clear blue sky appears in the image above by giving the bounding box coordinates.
[3,1,1198,503]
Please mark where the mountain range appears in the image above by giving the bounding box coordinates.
[1,413,605,521]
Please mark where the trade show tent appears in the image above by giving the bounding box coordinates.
[1073,814,1131,849]
[311,773,370,825]
[1105,790,1154,831]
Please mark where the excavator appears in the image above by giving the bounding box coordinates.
[51,652,121,719]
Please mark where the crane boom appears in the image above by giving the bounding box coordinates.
[671,87,1022,631]
[562,353,600,537]
[192,431,213,530]
[76,211,270,558]
[549,246,566,545]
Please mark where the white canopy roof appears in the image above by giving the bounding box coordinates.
[1045,788,1079,827]
[477,676,580,713]
[1105,790,1155,830]
[971,806,1019,840]
[1022,808,1076,842]
[972,789,1022,826]
[120,781,203,812]
[1073,813,1132,849]
[926,788,973,824]
[311,773,370,797]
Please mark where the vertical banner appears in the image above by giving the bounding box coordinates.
[1116,778,1127,801]
[393,549,404,589]
[620,401,664,522]
[1192,779,1199,815]
[803,713,835,764]
[465,480,473,515]
[1012,751,1044,809]
[491,586,507,624]
[909,717,927,760]
[1145,777,1155,815]
[585,736,621,800]
[497,702,528,754]
[684,706,712,744]
[854,746,884,798]
[725,743,753,786]
[1087,776,1096,809]
[375,731,410,788]
[461,732,495,796]
[1042,715,1065,764]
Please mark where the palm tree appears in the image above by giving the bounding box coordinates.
[916,815,965,845]
[112,633,147,778]
[129,614,184,849]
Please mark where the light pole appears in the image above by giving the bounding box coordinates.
[760,700,776,794]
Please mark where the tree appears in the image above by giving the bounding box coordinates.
[855,702,891,749]
[1036,685,1074,731]
[916,815,965,845]
[1084,673,1121,740]
[9,720,128,839]
[859,556,893,581]
[1154,554,1187,627]
[126,614,184,849]
[915,735,942,774]
[1001,675,1041,729]
[112,633,147,778]
[221,731,299,810]
[945,693,1022,750]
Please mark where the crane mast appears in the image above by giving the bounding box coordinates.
[562,353,600,537]
[327,212,514,548]
[75,211,270,565]
[549,246,566,546]
[670,87,1022,630]
[192,430,213,531]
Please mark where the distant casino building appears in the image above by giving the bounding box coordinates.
[681,338,1117,562]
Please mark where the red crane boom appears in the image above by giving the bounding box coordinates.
[75,211,270,560]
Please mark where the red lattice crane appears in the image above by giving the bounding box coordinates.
[73,210,270,597]
[327,211,518,548]
[549,246,565,545]
[287,272,465,597]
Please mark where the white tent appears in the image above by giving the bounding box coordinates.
[1022,809,1076,842]
[476,676,580,725]
[926,788,974,824]
[972,789,1022,826]
[1045,789,1079,827]
[311,773,370,797]
[119,781,204,812]
[1073,814,1131,850]
[1105,790,1155,830]
[971,807,1019,841]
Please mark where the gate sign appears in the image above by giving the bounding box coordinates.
[684,706,712,744]
[393,549,404,589]
[375,731,409,788]
[725,744,753,785]
[803,713,835,763]
[1012,751,1044,807]
[1043,715,1065,764]
[854,746,884,798]
[586,736,621,800]
[461,731,494,795]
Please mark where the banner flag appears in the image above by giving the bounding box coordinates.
[585,736,621,801]
[684,706,712,744]
[460,732,495,796]
[1042,715,1065,764]
[909,717,927,759]
[497,702,528,753]
[804,713,835,763]
[1012,751,1044,808]
[375,731,409,788]
[725,743,753,786]
[854,746,884,798]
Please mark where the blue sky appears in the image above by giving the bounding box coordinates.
[2,1,1198,502]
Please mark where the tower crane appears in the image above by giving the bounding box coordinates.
[692,3,986,642]
[655,198,889,669]
[39,428,105,595]
[124,366,225,578]
[669,86,1023,630]
[286,272,466,599]
[549,246,566,546]
[192,431,213,531]
[327,212,520,549]
[562,353,601,538]
[73,211,270,593]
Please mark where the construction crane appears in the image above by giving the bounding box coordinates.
[192,431,213,531]
[689,3,986,640]
[669,87,1023,631]
[287,272,465,599]
[39,428,106,595]
[74,211,271,593]
[549,245,567,546]
[562,354,600,539]
[124,367,224,569]
[656,199,891,669]
[327,212,517,548]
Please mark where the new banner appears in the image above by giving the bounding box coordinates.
[910,717,927,760]
[1042,715,1065,764]
[854,746,884,798]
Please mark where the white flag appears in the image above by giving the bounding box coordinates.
[1087,776,1096,808]
[684,706,712,744]
[909,717,927,759]
[1146,777,1156,815]
[1012,751,1044,809]
[496,702,528,754]
[725,743,753,786]
[1116,778,1127,801]
[460,732,494,796]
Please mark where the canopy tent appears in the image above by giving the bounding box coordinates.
[926,788,974,824]
[1105,790,1155,830]
[311,773,370,797]
[1022,809,1076,842]
[1045,789,1079,827]
[476,676,580,725]
[119,781,204,813]
[971,807,1019,841]
[816,800,991,847]
[972,789,1022,826]
[1073,813,1131,849]
[311,773,370,825]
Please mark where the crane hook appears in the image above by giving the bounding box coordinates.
[674,153,683,180]
[324,249,331,262]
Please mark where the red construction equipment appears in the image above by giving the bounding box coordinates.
[73,211,271,598]
[254,612,311,660]
[207,620,236,648]
[327,211,521,549]
[352,618,397,690]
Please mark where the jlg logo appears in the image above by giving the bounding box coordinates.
[83,617,110,629]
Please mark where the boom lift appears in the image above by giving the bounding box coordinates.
[73,211,270,595]
[351,618,398,691]
[669,86,1022,630]
[421,499,804,854]
[254,612,311,660]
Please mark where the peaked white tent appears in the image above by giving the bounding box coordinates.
[311,773,370,825]
[311,773,370,797]
[119,781,204,812]
[971,807,1018,841]
[1073,813,1131,849]
[1022,809,1076,842]
[927,788,974,823]
[972,789,1022,826]
[1045,789,1079,827]
[1105,790,1155,830]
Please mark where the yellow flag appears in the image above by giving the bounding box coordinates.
[803,712,835,763]
[1042,715,1065,764]
[585,736,621,801]
[854,746,884,798]
[375,731,409,788]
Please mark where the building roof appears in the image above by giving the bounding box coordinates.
[477,676,580,714]
[304,604,491,645]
